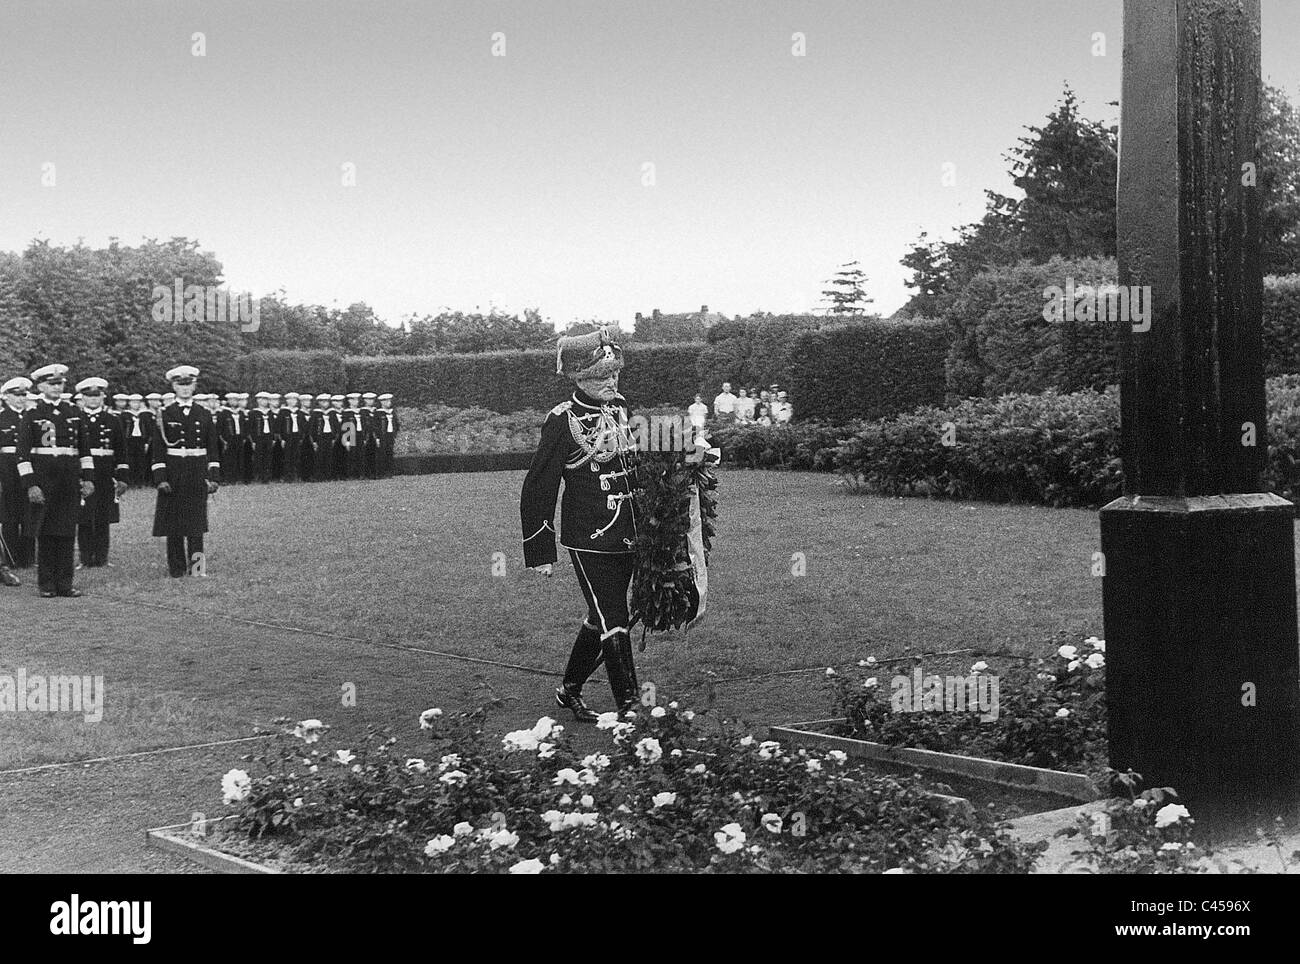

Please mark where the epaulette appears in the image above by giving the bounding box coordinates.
[548,401,572,417]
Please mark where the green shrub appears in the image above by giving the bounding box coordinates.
[711,421,859,471]
[786,319,949,423]
[695,314,847,400]
[345,343,703,413]
[1264,275,1300,375]
[235,350,347,394]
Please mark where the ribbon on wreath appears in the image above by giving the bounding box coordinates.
[683,433,721,630]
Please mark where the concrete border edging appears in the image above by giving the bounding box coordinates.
[145,817,280,874]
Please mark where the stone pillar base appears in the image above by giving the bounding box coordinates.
[1100,493,1300,820]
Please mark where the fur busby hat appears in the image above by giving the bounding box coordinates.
[555,324,624,381]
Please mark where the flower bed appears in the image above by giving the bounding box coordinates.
[825,638,1109,777]
[212,701,1045,873]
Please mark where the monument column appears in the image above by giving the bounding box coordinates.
[1102,0,1300,819]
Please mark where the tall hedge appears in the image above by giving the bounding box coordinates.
[235,350,347,393]
[1264,275,1300,374]
[695,314,848,398]
[786,319,949,423]
[343,343,704,412]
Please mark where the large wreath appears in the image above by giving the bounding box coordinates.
[628,448,719,643]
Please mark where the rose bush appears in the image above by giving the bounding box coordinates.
[219,698,1044,873]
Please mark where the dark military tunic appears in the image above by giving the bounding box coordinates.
[15,399,95,537]
[151,401,220,537]
[0,403,33,562]
[375,406,400,477]
[78,409,129,525]
[520,391,638,568]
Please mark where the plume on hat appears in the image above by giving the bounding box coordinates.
[555,324,624,381]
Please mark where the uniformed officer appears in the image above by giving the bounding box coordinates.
[17,364,96,597]
[0,377,34,585]
[279,392,308,482]
[249,392,279,483]
[217,391,249,484]
[310,394,340,482]
[152,366,220,577]
[74,378,129,568]
[375,393,399,478]
[521,326,640,720]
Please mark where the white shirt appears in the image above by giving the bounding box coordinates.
[688,401,708,428]
[713,391,736,415]
[734,396,756,420]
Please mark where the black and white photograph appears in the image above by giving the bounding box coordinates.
[0,0,1296,936]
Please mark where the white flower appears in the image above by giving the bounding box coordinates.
[405,758,428,773]
[825,667,836,677]
[681,711,695,721]
[531,716,558,740]
[559,794,572,805]
[738,735,755,747]
[1086,636,1105,652]
[805,759,822,774]
[418,707,442,729]
[579,794,594,809]
[714,822,746,854]
[578,768,599,786]
[308,765,318,774]
[220,769,251,804]
[635,737,663,764]
[1058,645,1078,660]
[1036,673,1057,682]
[561,812,599,829]
[761,813,783,834]
[581,753,611,771]
[863,677,879,689]
[438,769,468,787]
[757,740,782,760]
[553,768,581,786]
[1085,652,1106,670]
[971,661,989,673]
[351,764,361,774]
[1160,842,1184,852]
[549,853,561,865]
[670,748,682,757]
[541,810,566,832]
[537,743,557,759]
[595,712,621,729]
[691,763,707,774]
[650,706,666,718]
[651,791,676,809]
[335,749,355,765]
[1067,659,1081,672]
[1155,803,1191,829]
[502,729,541,752]
[292,719,325,743]
[486,828,519,850]
[1055,708,1071,718]
[509,857,546,874]
[668,701,679,709]
[452,821,474,837]
[424,834,455,856]
[827,750,848,765]
[611,721,636,744]
[858,656,877,667]
[437,754,461,772]
[292,797,304,808]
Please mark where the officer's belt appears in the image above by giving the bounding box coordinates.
[0,446,15,454]
[32,446,76,456]
[89,448,116,457]
[166,447,208,457]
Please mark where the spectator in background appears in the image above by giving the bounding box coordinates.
[712,382,737,422]
[688,394,708,430]
[773,390,793,423]
[734,388,756,423]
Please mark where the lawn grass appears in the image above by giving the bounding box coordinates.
[1,468,1108,774]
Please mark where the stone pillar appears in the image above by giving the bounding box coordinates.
[1102,0,1300,819]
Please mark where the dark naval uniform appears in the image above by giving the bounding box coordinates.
[151,401,220,576]
[217,405,250,484]
[0,403,35,569]
[16,399,94,595]
[124,407,155,487]
[521,388,639,709]
[278,406,308,482]
[309,406,339,481]
[340,406,364,479]
[376,407,400,478]
[77,408,129,567]
[249,407,278,483]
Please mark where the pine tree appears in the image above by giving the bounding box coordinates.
[819,261,873,315]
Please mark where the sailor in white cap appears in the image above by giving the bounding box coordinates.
[250,391,278,483]
[74,377,129,568]
[309,393,339,482]
[375,393,399,478]
[341,392,364,479]
[17,364,96,597]
[278,392,308,483]
[123,393,152,486]
[217,391,248,485]
[298,393,317,480]
[359,392,379,479]
[151,365,220,577]
[0,376,35,583]
[112,392,129,414]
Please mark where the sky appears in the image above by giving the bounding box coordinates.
[1,0,1299,331]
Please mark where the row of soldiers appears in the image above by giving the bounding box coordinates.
[6,389,403,486]
[0,366,403,592]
